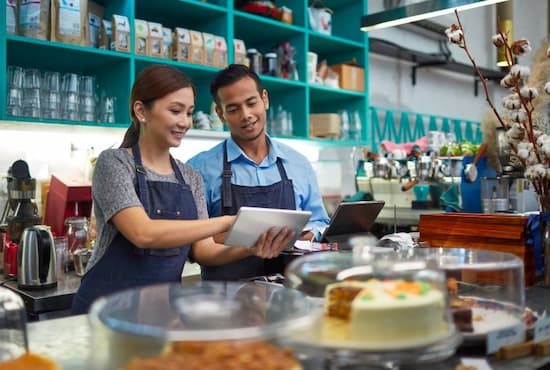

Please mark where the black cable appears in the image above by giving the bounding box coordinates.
[0,276,16,286]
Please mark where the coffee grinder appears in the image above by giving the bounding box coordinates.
[0,160,41,276]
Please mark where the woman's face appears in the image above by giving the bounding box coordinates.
[141,87,195,148]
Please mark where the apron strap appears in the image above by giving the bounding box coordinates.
[132,143,151,211]
[275,157,289,181]
[222,141,233,212]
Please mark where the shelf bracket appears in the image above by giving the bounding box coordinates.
[411,60,448,86]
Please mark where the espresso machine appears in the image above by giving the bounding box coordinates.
[481,128,538,213]
[0,160,41,276]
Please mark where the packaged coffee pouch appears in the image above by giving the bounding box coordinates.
[189,30,204,65]
[134,19,148,55]
[99,19,112,50]
[214,36,228,68]
[20,0,50,40]
[173,27,191,62]
[112,14,130,52]
[87,1,104,48]
[202,32,216,66]
[147,21,163,58]
[6,0,17,35]
[233,39,247,65]
[51,0,87,45]
[162,27,173,59]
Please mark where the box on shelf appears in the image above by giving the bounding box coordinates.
[112,14,130,52]
[162,27,173,59]
[214,36,227,67]
[87,1,104,48]
[330,62,365,92]
[134,19,148,55]
[234,39,247,65]
[189,30,204,64]
[147,22,163,57]
[202,32,216,66]
[309,113,340,139]
[173,27,191,62]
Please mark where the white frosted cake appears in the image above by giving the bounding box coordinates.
[323,279,448,347]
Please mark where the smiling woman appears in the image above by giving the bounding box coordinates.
[70,64,295,315]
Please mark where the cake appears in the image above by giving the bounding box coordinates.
[0,353,60,370]
[323,279,448,347]
[124,340,302,370]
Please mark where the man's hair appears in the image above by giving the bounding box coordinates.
[209,64,263,106]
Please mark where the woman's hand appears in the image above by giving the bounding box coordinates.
[248,227,295,259]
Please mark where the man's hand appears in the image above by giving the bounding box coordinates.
[248,227,295,259]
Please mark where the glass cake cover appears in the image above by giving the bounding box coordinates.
[88,281,315,369]
[283,249,462,367]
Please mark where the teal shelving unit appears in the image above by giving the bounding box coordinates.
[0,0,370,145]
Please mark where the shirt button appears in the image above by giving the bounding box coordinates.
[156,209,161,214]
[176,211,181,216]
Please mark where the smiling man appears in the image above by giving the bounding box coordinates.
[187,64,329,281]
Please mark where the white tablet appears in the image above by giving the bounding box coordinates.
[224,207,312,248]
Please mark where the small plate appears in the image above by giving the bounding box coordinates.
[454,296,538,342]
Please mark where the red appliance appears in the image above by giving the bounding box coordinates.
[43,175,92,236]
[3,236,18,277]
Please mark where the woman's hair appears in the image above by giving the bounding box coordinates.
[209,64,263,107]
[120,64,196,148]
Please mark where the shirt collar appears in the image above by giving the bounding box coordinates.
[226,135,288,164]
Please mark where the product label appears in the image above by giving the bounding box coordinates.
[20,0,41,31]
[486,323,526,354]
[59,0,81,37]
[534,316,550,343]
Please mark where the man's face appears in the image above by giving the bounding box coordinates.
[215,76,269,143]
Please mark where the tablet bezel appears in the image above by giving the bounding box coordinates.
[224,207,312,248]
[321,200,385,242]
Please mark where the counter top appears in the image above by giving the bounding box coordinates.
[376,206,443,226]
[26,284,550,370]
[2,273,81,320]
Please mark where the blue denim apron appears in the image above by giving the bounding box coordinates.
[201,141,296,281]
[71,144,196,314]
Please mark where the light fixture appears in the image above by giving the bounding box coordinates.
[496,1,513,67]
[361,0,510,32]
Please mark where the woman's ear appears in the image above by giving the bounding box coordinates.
[133,100,146,122]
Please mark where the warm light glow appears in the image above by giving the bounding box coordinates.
[361,0,509,32]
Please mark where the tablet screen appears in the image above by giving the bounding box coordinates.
[224,207,312,248]
[321,200,385,242]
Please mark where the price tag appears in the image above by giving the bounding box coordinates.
[486,323,526,354]
[461,358,493,370]
[534,316,550,343]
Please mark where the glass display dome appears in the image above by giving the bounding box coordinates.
[88,281,316,370]
[284,250,462,368]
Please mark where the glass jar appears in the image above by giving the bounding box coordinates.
[64,217,89,255]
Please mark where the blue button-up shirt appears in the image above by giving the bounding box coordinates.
[187,136,330,240]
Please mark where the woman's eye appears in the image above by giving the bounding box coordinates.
[170,109,181,115]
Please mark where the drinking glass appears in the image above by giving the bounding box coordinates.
[0,287,28,362]
[22,69,41,118]
[42,71,61,119]
[100,96,116,123]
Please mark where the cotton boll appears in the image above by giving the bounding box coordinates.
[520,86,538,100]
[544,81,550,95]
[492,34,506,47]
[542,142,550,158]
[510,65,530,80]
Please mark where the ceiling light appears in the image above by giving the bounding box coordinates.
[361,0,510,32]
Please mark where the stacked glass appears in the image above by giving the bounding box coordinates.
[22,69,41,118]
[6,66,23,117]
[79,75,96,122]
[41,71,61,119]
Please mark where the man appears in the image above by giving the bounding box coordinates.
[188,64,330,280]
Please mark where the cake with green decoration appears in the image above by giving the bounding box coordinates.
[323,279,448,347]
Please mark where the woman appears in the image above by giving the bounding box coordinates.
[71,65,294,314]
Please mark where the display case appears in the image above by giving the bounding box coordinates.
[1,0,369,145]
[88,281,316,369]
